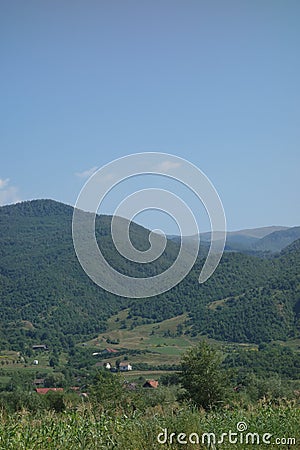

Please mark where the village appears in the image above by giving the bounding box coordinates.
[0,337,165,401]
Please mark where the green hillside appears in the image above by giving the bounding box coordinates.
[0,200,125,350]
[0,199,299,355]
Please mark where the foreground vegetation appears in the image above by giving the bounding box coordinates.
[0,342,299,449]
[0,398,299,449]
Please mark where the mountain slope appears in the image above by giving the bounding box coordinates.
[0,200,129,349]
[189,239,300,343]
[253,226,300,252]
[0,199,187,349]
[280,238,300,255]
[171,226,294,254]
[0,200,299,350]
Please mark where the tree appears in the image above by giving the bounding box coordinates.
[49,356,59,368]
[90,370,123,408]
[44,372,65,388]
[45,391,65,412]
[179,341,229,410]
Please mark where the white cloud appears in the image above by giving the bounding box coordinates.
[155,160,182,173]
[75,166,98,179]
[0,178,21,205]
[0,178,10,189]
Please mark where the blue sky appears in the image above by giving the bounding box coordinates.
[0,0,299,233]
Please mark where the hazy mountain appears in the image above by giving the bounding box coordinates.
[281,238,300,255]
[253,226,300,252]
[170,225,300,254]
[201,225,289,241]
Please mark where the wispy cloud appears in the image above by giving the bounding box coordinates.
[0,178,9,189]
[155,160,182,172]
[75,166,98,179]
[0,178,21,205]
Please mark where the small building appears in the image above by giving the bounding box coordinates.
[32,345,48,351]
[33,359,39,365]
[33,378,45,387]
[36,388,64,395]
[96,361,112,369]
[143,380,159,389]
[119,362,132,371]
[80,392,88,399]
[102,348,118,354]
[70,386,80,393]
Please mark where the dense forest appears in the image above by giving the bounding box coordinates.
[0,199,300,352]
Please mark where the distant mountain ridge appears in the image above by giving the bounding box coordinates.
[201,226,289,240]
[170,225,300,254]
[253,227,300,252]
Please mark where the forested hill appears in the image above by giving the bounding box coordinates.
[0,200,124,349]
[280,237,300,255]
[0,199,182,349]
[0,199,299,350]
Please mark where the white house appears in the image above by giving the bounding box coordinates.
[119,362,132,371]
[33,360,39,365]
[104,362,111,369]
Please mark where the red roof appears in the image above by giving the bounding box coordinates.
[106,348,118,353]
[143,380,159,388]
[36,388,64,395]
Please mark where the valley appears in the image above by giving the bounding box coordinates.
[0,200,300,448]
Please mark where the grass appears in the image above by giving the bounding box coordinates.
[0,377,10,389]
[122,370,174,379]
[85,312,265,373]
[0,400,298,449]
[92,312,191,346]
[153,346,186,356]
[86,313,198,368]
[78,313,193,370]
[82,311,300,373]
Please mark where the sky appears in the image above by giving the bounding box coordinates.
[0,0,299,234]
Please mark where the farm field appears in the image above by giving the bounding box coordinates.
[84,311,258,369]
